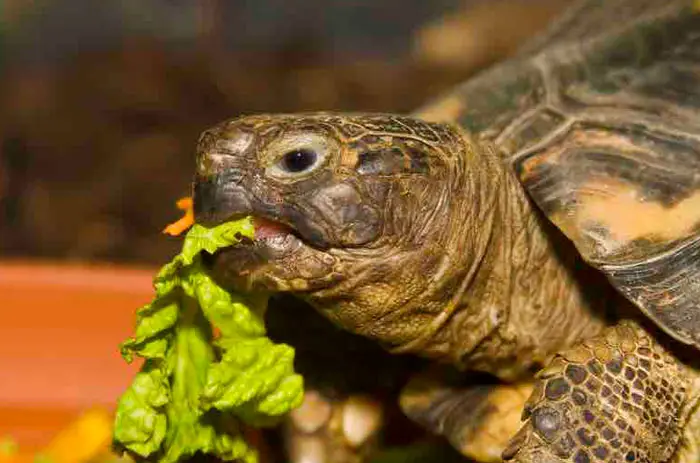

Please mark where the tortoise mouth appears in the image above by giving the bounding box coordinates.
[213,212,334,265]
[205,214,338,293]
[193,175,330,250]
[253,216,298,242]
[211,214,309,259]
[249,214,325,252]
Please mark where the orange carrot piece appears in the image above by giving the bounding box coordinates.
[163,197,195,236]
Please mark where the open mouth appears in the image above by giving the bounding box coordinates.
[226,215,308,258]
[249,214,331,252]
[253,216,296,240]
[202,216,304,278]
[205,214,338,292]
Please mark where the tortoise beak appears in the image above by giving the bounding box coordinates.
[193,171,331,250]
[193,172,253,226]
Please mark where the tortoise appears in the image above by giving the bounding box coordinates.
[191,0,700,462]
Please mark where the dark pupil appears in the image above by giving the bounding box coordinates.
[282,149,317,173]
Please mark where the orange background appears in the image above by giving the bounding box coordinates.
[0,262,153,451]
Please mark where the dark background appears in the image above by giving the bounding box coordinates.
[0,0,568,266]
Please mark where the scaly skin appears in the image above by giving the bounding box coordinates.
[504,321,700,463]
[194,113,700,462]
[399,366,535,462]
[196,113,607,379]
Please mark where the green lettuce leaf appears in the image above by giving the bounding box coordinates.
[114,217,304,463]
[113,367,169,456]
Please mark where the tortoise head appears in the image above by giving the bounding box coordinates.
[194,113,491,351]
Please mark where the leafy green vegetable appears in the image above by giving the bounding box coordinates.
[114,219,304,463]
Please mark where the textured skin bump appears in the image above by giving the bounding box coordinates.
[503,321,700,463]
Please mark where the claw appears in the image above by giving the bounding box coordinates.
[285,391,384,463]
[341,396,383,448]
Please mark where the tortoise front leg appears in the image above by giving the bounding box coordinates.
[503,321,700,463]
[400,366,534,462]
[283,389,384,463]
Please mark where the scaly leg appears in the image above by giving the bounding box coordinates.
[400,366,534,462]
[503,320,700,463]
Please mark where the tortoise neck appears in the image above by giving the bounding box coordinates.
[420,138,610,379]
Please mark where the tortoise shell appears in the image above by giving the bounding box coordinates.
[417,0,700,348]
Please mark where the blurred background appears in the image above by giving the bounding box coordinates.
[0,0,570,266]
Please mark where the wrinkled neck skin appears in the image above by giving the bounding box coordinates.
[437,136,611,380]
[305,130,610,381]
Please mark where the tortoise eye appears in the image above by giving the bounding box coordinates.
[266,132,335,181]
[279,149,318,173]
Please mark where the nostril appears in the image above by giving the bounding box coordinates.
[221,169,245,186]
[193,174,253,225]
